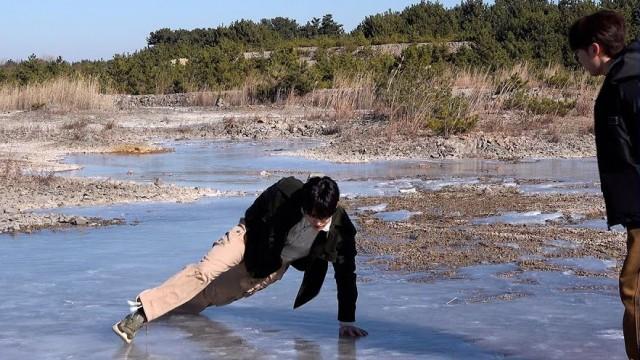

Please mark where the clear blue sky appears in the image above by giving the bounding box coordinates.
[0,0,469,62]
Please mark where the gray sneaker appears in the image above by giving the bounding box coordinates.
[112,310,145,344]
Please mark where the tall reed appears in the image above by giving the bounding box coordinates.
[0,77,113,112]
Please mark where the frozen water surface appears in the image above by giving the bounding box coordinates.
[0,199,624,359]
[472,211,564,225]
[357,203,388,213]
[374,210,423,222]
[569,218,627,232]
[0,140,626,359]
[548,257,618,273]
[63,140,600,196]
[517,181,601,195]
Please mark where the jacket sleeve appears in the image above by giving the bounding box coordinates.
[620,80,640,166]
[332,209,358,323]
[243,186,283,278]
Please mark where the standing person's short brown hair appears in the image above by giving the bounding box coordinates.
[569,10,627,57]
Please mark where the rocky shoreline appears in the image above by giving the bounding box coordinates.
[296,130,595,163]
[0,171,225,234]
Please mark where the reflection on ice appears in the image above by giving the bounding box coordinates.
[0,198,512,359]
[374,210,422,222]
[546,239,581,249]
[541,239,581,255]
[597,329,625,340]
[356,203,422,222]
[518,181,600,195]
[570,218,626,232]
[357,203,388,213]
[0,198,627,359]
[63,140,599,197]
[416,177,480,191]
[548,257,617,273]
[472,211,564,225]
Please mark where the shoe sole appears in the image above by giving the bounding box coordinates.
[112,323,133,344]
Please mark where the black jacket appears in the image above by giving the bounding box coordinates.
[594,40,640,228]
[243,177,358,322]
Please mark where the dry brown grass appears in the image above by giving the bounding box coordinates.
[188,76,271,107]
[444,62,603,135]
[0,77,114,112]
[0,158,55,186]
[574,80,599,117]
[189,91,217,107]
[301,73,376,120]
[555,115,595,136]
[108,144,173,155]
[380,67,483,136]
[103,119,118,131]
[30,171,56,186]
[179,62,600,137]
[220,76,265,107]
[454,67,493,91]
[542,63,563,78]
[234,75,262,106]
[495,62,540,88]
[517,114,555,131]
[61,118,90,131]
[0,159,22,179]
[452,67,509,113]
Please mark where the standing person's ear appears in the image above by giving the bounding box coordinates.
[588,42,602,58]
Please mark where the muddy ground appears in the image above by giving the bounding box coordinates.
[343,183,625,280]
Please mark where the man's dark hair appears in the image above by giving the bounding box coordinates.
[569,10,626,57]
[301,176,339,219]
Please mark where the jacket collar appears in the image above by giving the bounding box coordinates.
[609,40,640,84]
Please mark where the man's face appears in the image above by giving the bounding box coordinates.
[304,214,332,231]
[575,43,608,76]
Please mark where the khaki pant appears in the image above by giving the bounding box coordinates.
[621,228,640,360]
[138,224,288,322]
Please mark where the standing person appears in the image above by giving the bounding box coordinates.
[112,176,368,343]
[570,10,640,359]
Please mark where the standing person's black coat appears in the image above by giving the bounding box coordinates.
[594,40,640,228]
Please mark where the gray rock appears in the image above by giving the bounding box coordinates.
[71,217,88,226]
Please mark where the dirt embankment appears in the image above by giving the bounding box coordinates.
[296,127,594,163]
[0,106,595,170]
